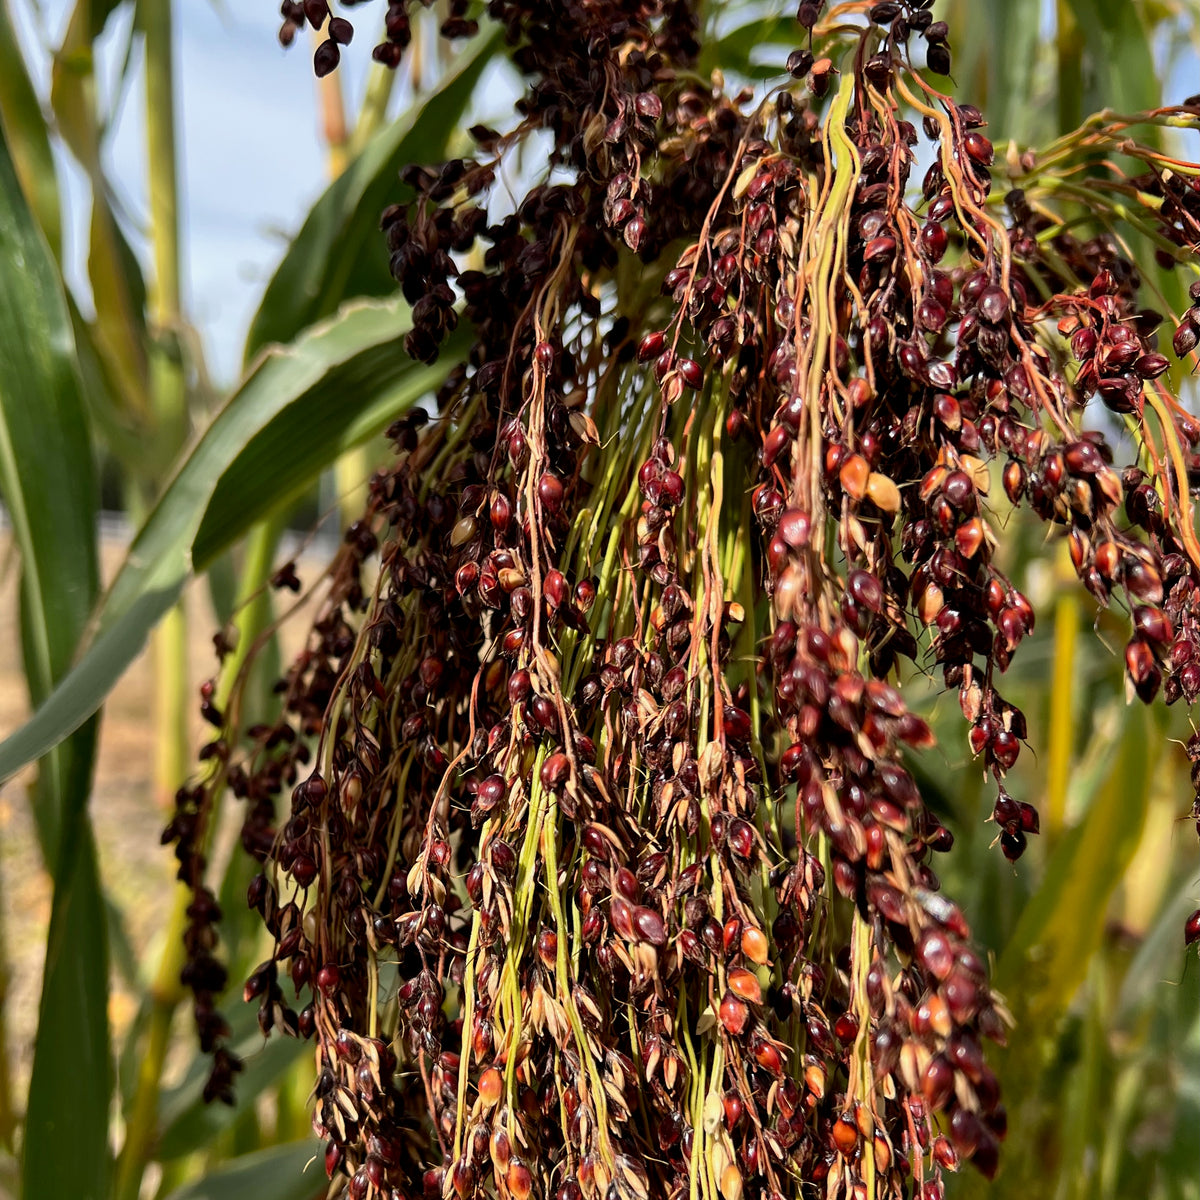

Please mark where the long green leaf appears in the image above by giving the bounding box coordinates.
[956,705,1157,1198]
[1062,0,1160,119]
[23,829,111,1200]
[0,297,458,781]
[951,0,1044,142]
[51,0,150,420]
[0,121,109,1200]
[994,705,1154,1020]
[162,1142,323,1200]
[0,116,100,867]
[194,321,465,567]
[244,26,499,359]
[155,1015,306,1162]
[0,1,61,257]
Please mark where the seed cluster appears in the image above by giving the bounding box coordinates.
[169,2,1200,1196]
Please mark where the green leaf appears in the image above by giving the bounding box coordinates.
[994,705,1154,1021]
[23,827,111,1200]
[244,26,500,360]
[155,1021,306,1162]
[161,1142,324,1200]
[0,114,100,866]
[0,1,62,257]
[950,0,1044,142]
[1062,0,1160,118]
[0,297,460,782]
[194,318,466,568]
[0,110,109,1200]
[51,0,150,421]
[700,16,795,80]
[205,547,238,628]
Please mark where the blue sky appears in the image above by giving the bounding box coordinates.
[11,0,377,384]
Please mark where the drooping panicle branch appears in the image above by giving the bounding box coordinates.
[163,3,1200,1197]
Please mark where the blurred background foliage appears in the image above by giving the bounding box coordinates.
[0,2,1196,1199]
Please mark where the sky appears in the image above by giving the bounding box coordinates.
[11,0,379,384]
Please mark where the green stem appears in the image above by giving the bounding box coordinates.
[119,15,192,1193]
[113,905,187,1200]
[348,63,398,157]
[114,519,285,1200]
[144,0,186,454]
[152,602,190,810]
[142,0,191,815]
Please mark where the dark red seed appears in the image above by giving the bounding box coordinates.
[325,1141,343,1178]
[991,729,1020,771]
[1136,351,1170,379]
[292,855,317,887]
[1133,605,1172,645]
[536,928,558,966]
[544,569,567,608]
[540,753,570,789]
[637,330,666,362]
[678,358,703,389]
[921,1055,955,1110]
[490,493,512,532]
[538,473,564,510]
[719,992,749,1035]
[920,221,948,261]
[1125,636,1157,686]
[863,235,897,262]
[313,38,340,76]
[614,867,639,901]
[507,669,531,705]
[964,131,994,165]
[609,895,635,940]
[762,424,791,468]
[1125,560,1164,604]
[661,470,684,506]
[632,906,667,945]
[918,929,954,980]
[1185,908,1200,945]
[918,297,947,331]
[950,1107,983,1156]
[530,695,559,733]
[574,578,596,611]
[847,569,884,613]
[978,285,1009,324]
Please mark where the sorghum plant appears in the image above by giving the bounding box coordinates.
[165,2,1200,1197]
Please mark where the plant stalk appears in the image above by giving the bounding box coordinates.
[348,62,398,157]
[142,0,191,816]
